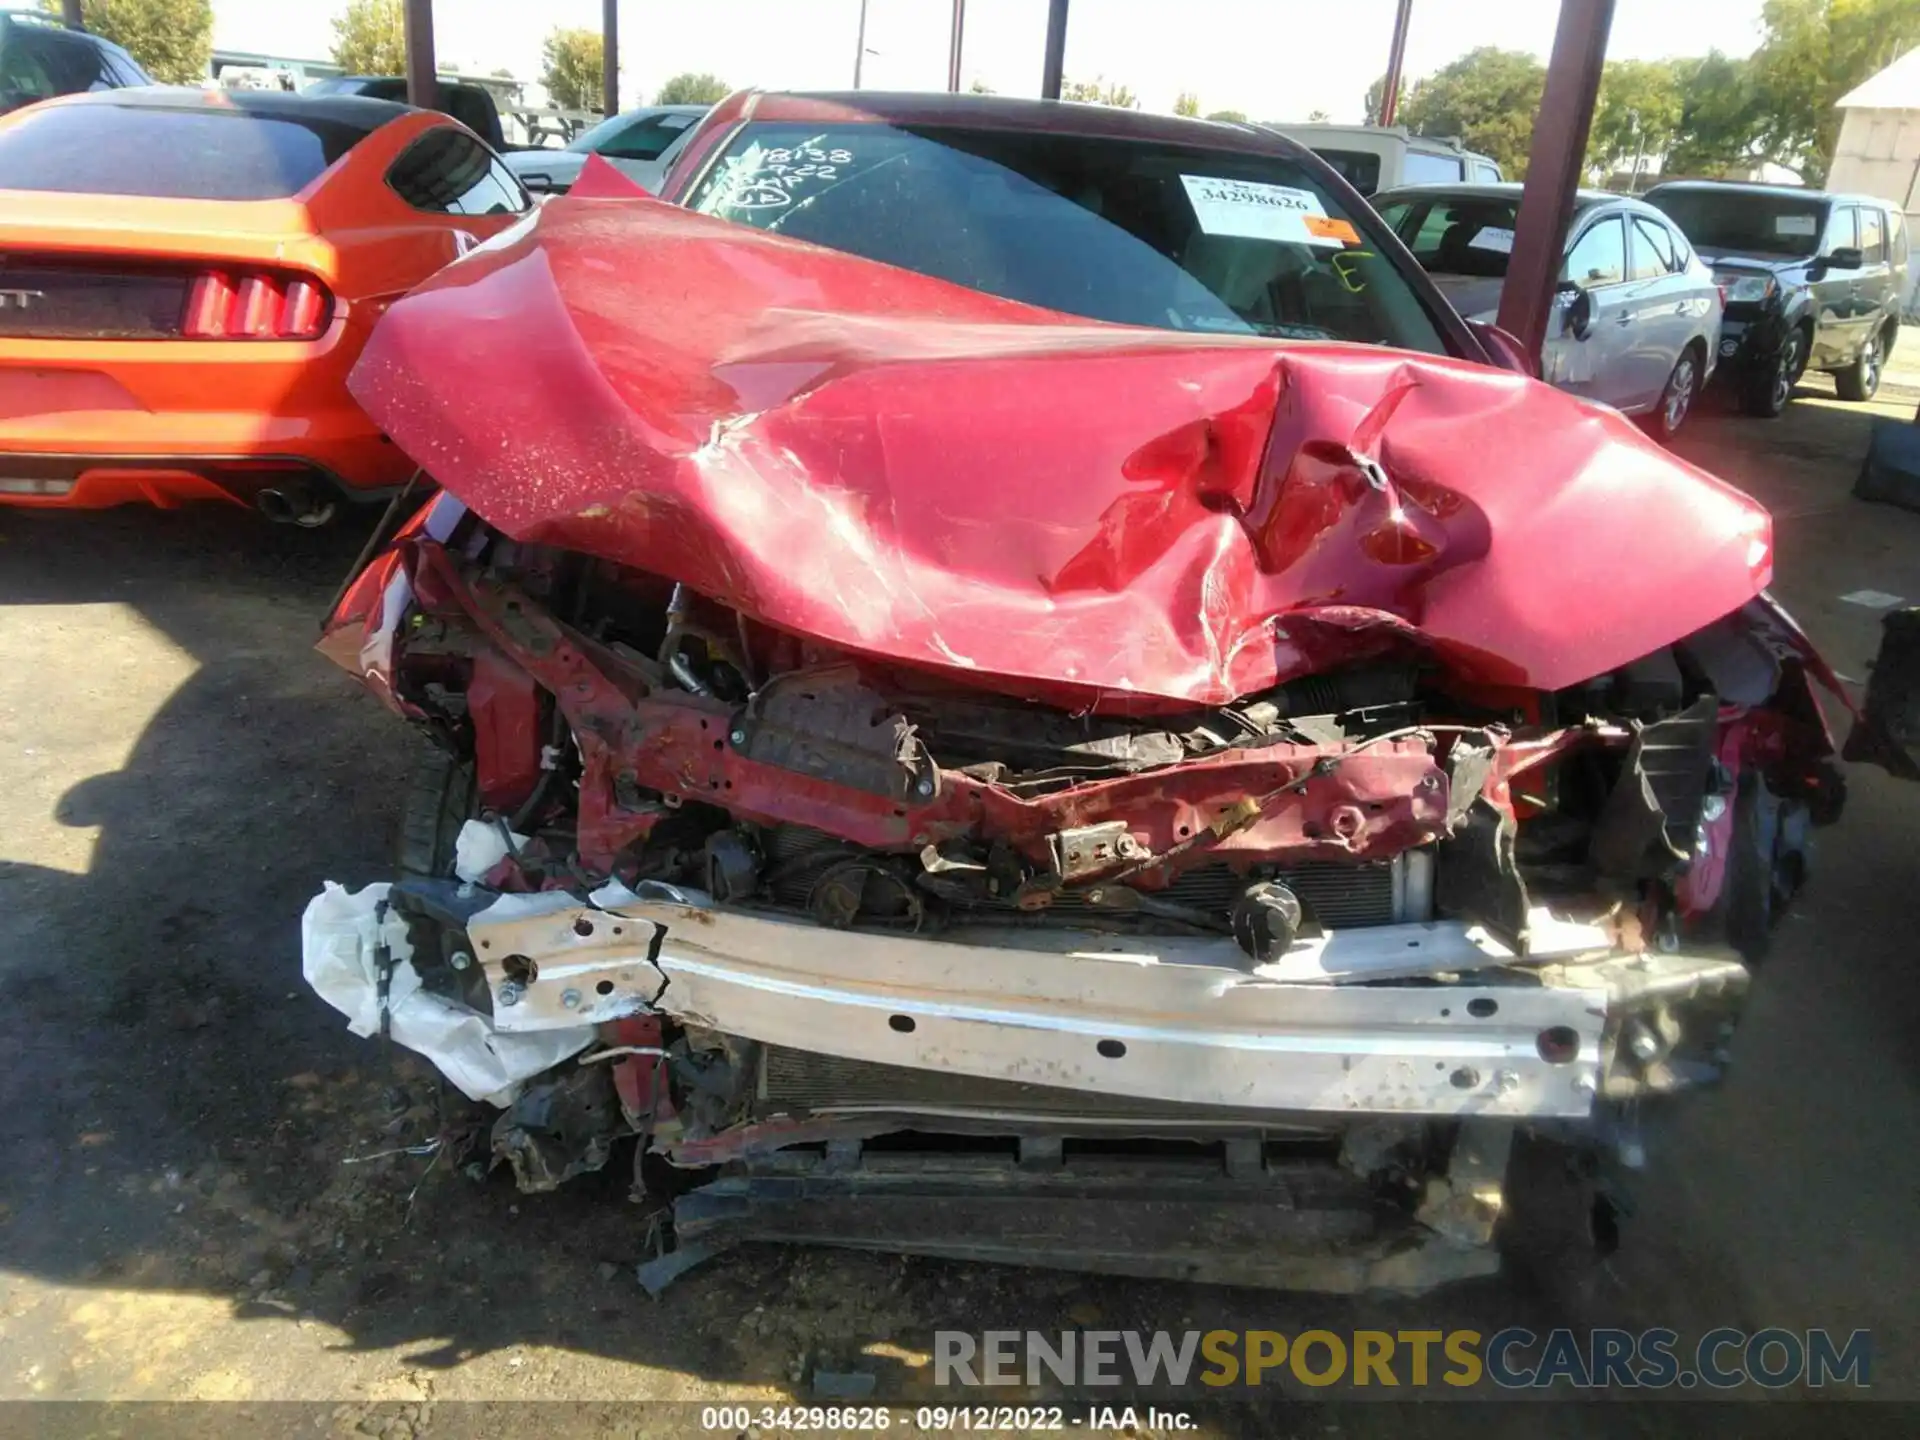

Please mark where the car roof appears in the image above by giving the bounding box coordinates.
[1645,179,1885,207]
[718,89,1317,161]
[1371,181,1624,209]
[38,84,414,133]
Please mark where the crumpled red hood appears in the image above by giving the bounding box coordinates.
[348,189,1772,708]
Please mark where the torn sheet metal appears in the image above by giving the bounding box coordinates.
[301,882,594,1104]
[347,194,1776,710]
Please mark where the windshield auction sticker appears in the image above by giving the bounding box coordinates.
[1181,174,1346,247]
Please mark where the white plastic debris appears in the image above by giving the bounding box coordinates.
[453,818,530,883]
[301,881,593,1105]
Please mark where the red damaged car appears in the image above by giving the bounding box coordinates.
[307,93,1878,1292]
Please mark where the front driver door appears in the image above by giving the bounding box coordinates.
[1810,205,1858,367]
[1550,215,1637,408]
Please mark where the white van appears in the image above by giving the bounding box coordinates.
[1262,123,1502,196]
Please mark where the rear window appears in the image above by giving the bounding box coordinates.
[1402,150,1464,185]
[1311,148,1381,195]
[0,102,364,199]
[1375,194,1519,277]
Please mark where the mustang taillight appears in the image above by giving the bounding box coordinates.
[181,271,331,340]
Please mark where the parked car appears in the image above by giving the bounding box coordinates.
[306,75,517,154]
[1644,180,1908,416]
[310,91,1862,1294]
[0,87,531,519]
[1374,182,1722,440]
[1265,122,1501,195]
[504,104,706,196]
[0,8,149,113]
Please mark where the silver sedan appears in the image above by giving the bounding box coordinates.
[1373,183,1724,441]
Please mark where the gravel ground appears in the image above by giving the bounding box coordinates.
[2,347,1919,1435]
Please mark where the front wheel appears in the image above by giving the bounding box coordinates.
[1834,327,1885,402]
[1740,329,1804,418]
[1647,347,1701,443]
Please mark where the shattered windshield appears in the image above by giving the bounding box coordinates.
[685,121,1449,354]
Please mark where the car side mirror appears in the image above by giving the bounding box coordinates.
[1826,245,1864,271]
[1556,281,1593,340]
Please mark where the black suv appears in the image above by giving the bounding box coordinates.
[0,10,151,115]
[1646,181,1909,417]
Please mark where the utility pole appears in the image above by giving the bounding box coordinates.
[602,0,619,117]
[947,0,966,93]
[1041,0,1068,100]
[60,0,83,29]
[1379,0,1412,125]
[853,0,869,88]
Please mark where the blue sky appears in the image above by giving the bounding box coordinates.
[212,1,1771,119]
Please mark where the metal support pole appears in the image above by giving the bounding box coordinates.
[602,0,619,117]
[853,0,869,88]
[1041,0,1069,101]
[60,0,84,29]
[1379,0,1412,126]
[404,0,437,112]
[1496,0,1614,359]
[947,0,967,92]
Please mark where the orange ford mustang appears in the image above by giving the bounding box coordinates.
[0,87,533,521]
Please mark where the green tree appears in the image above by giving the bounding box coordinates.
[1363,73,1407,124]
[330,0,405,75]
[1746,0,1920,184]
[1665,51,1766,178]
[1205,108,1248,123]
[1400,47,1546,178]
[1063,76,1138,108]
[1306,108,1331,122]
[42,0,210,84]
[1173,90,1200,117]
[1585,58,1685,180]
[655,72,730,105]
[540,26,604,110]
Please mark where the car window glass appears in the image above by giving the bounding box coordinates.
[1375,195,1518,278]
[1889,207,1908,265]
[0,101,367,198]
[598,116,680,161]
[1630,216,1678,278]
[0,29,63,104]
[387,125,532,215]
[1471,161,1501,182]
[1859,206,1886,263]
[1564,216,1626,286]
[1821,205,1857,255]
[1310,148,1381,194]
[688,122,1452,355]
[1401,150,1464,185]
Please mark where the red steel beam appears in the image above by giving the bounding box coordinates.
[603,0,620,117]
[1379,0,1412,126]
[1041,0,1069,100]
[1496,0,1614,358]
[404,0,438,111]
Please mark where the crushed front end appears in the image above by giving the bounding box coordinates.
[305,193,1855,1292]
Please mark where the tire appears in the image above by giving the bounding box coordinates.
[396,747,477,879]
[1834,325,1887,402]
[1740,326,1805,418]
[1646,345,1702,443]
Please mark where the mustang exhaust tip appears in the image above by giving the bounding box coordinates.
[255,485,337,528]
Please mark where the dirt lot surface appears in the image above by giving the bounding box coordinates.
[4,343,1920,1435]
